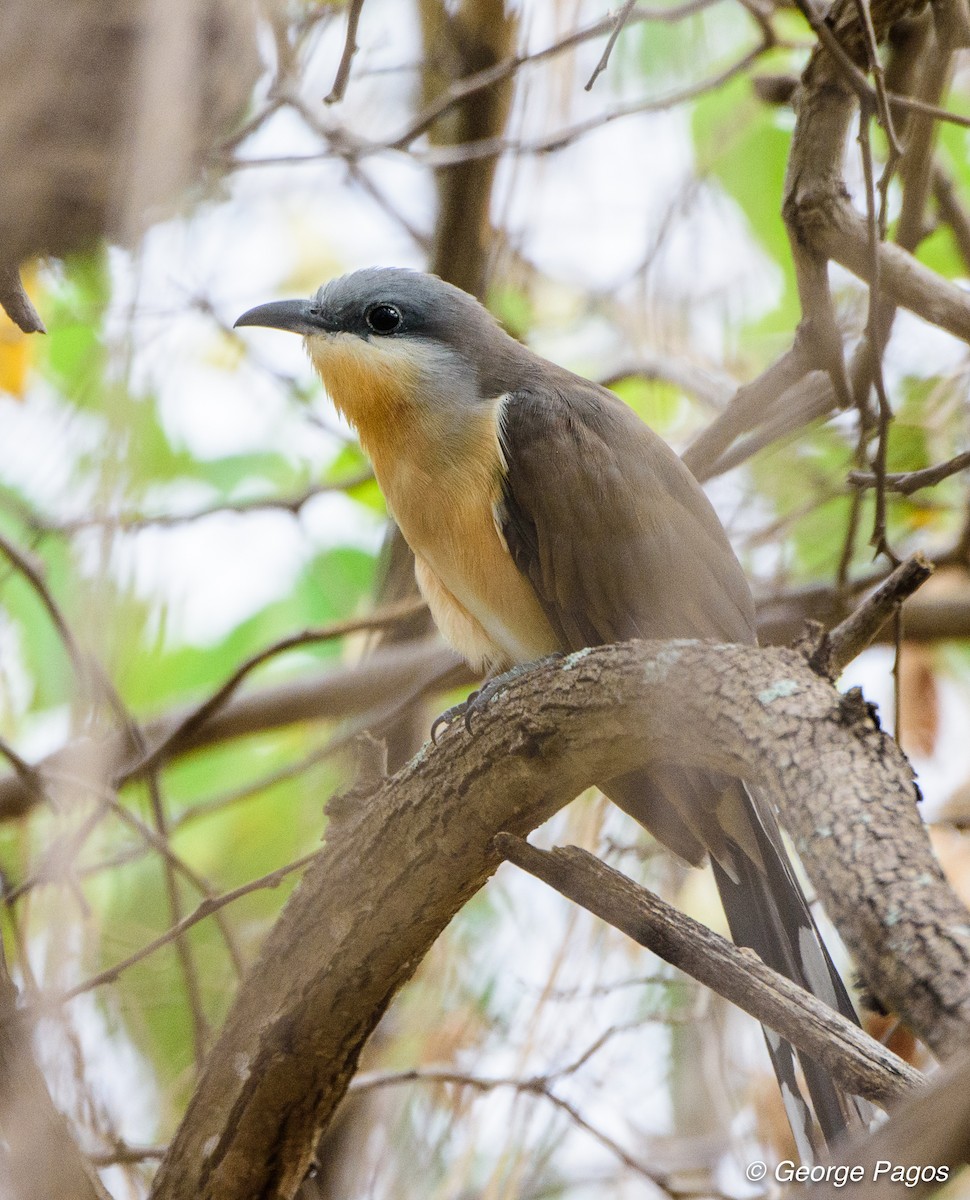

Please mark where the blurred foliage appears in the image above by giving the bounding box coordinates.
[1,2,970,1196]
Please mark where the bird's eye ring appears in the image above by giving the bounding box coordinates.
[365,304,403,335]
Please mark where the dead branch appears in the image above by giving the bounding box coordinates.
[849,450,970,494]
[324,0,366,105]
[804,552,934,676]
[495,834,922,1109]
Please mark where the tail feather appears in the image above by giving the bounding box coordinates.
[711,820,860,1152]
[606,770,870,1157]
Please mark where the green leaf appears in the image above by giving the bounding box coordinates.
[609,375,684,432]
[692,69,799,336]
[38,251,111,408]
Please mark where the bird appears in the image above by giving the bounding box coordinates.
[235,267,865,1158]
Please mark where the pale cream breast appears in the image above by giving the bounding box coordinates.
[305,332,558,669]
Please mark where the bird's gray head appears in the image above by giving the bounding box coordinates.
[234,268,530,407]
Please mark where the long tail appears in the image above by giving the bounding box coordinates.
[711,782,868,1158]
[605,770,869,1158]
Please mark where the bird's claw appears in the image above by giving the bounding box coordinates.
[431,662,550,745]
[431,686,495,745]
[430,689,481,745]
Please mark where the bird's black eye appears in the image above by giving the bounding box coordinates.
[365,303,403,335]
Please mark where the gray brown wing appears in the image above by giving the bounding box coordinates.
[496,380,756,650]
[496,378,863,1150]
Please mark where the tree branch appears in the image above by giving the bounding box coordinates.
[323,0,366,105]
[494,834,922,1109]
[147,640,970,1200]
[0,639,467,822]
[803,552,934,677]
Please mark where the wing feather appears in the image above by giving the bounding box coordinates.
[496,382,756,649]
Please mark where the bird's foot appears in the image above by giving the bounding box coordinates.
[430,657,562,744]
[430,689,482,745]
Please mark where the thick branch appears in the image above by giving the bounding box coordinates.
[148,641,970,1200]
[784,0,969,349]
[8,571,970,826]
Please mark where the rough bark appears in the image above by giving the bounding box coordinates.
[8,573,970,825]
[148,640,970,1200]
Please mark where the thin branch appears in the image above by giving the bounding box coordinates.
[22,474,374,536]
[849,449,970,494]
[600,356,736,409]
[0,531,89,683]
[495,835,922,1110]
[682,348,816,481]
[414,43,771,166]
[349,1065,671,1190]
[585,0,638,91]
[383,0,723,151]
[0,639,466,823]
[122,596,428,779]
[54,852,317,1005]
[792,0,873,100]
[854,73,897,562]
[804,552,934,677]
[324,0,367,104]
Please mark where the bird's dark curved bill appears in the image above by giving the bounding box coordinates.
[234,299,319,335]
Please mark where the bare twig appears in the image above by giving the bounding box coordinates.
[55,852,317,1005]
[416,43,772,165]
[123,596,428,779]
[383,0,722,151]
[804,552,934,677]
[585,0,638,91]
[849,449,970,495]
[600,357,735,409]
[21,474,374,536]
[324,0,367,104]
[0,639,467,823]
[0,531,89,683]
[349,1064,671,1188]
[681,347,814,480]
